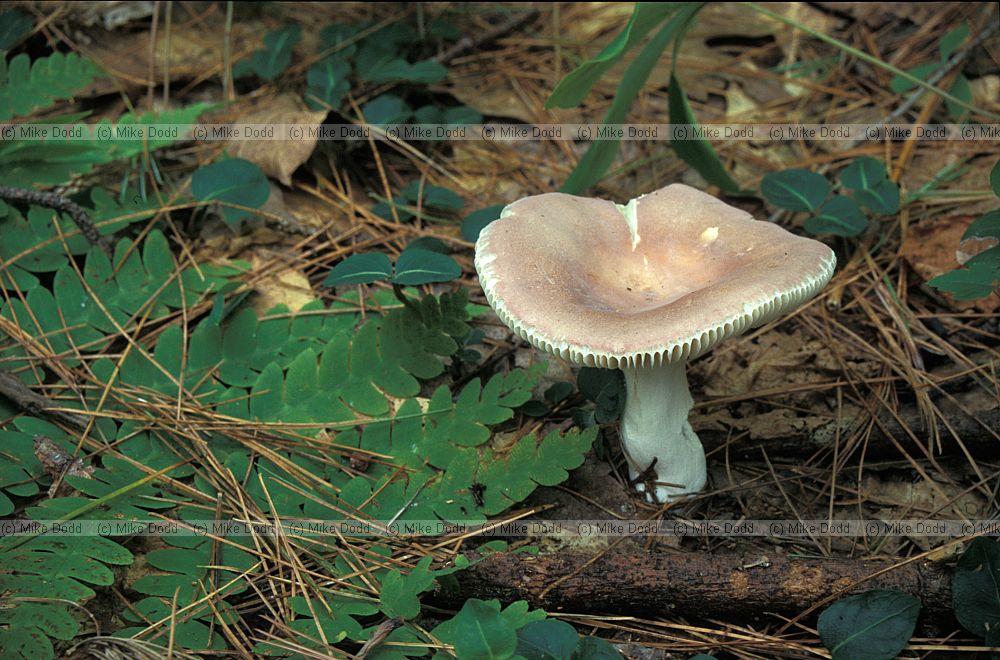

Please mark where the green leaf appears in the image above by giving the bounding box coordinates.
[393,249,461,285]
[927,263,1000,300]
[991,160,1000,198]
[953,537,1000,637]
[452,599,518,660]
[561,4,703,194]
[573,637,622,659]
[246,24,301,80]
[945,74,972,119]
[0,52,102,121]
[445,105,483,125]
[0,9,33,50]
[577,368,625,423]
[379,555,436,620]
[546,3,680,108]
[964,210,1000,240]
[805,196,868,236]
[323,253,393,286]
[305,56,351,111]
[461,205,505,242]
[363,94,412,125]
[967,246,1000,270]
[516,620,581,659]
[363,58,448,84]
[191,158,270,224]
[889,62,938,94]
[668,72,741,193]
[840,157,889,192]
[817,589,920,660]
[940,22,970,58]
[401,181,465,211]
[761,168,830,212]
[853,178,900,215]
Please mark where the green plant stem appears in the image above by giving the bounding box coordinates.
[392,282,421,314]
[744,2,1000,121]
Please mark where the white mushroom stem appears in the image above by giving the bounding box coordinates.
[620,361,706,502]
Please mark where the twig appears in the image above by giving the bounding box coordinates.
[0,185,112,257]
[433,10,539,64]
[356,618,404,659]
[0,370,89,432]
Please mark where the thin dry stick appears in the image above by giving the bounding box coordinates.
[0,186,111,257]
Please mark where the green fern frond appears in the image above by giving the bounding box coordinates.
[0,52,101,121]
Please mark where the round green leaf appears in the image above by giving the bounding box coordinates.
[516,620,581,659]
[305,56,351,111]
[393,249,461,285]
[445,105,483,125]
[761,169,830,212]
[401,181,465,211]
[405,237,450,254]
[191,158,270,224]
[840,157,888,192]
[323,253,392,287]
[818,589,920,660]
[362,94,411,125]
[462,205,505,242]
[453,599,518,660]
[805,196,868,236]
[953,537,1000,636]
[853,178,900,215]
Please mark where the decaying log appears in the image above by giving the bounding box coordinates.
[433,549,954,621]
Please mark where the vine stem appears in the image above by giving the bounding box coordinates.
[743,2,1000,121]
[391,283,421,315]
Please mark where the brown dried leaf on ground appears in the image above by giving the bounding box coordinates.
[899,213,1000,312]
[696,329,855,399]
[81,18,261,93]
[228,94,327,186]
[280,189,356,236]
[247,251,315,316]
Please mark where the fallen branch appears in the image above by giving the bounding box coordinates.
[0,370,89,432]
[432,549,954,621]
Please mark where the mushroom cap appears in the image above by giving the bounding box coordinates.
[475,183,836,369]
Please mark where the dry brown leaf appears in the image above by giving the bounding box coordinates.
[228,94,327,186]
[247,251,315,315]
[281,189,355,235]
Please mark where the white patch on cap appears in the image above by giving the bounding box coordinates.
[700,226,719,245]
[617,200,641,251]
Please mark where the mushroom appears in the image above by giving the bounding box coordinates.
[474,183,836,502]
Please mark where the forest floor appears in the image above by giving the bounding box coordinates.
[2,2,1000,658]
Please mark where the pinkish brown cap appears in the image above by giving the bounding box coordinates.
[475,183,836,368]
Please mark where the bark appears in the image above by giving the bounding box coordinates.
[433,549,954,621]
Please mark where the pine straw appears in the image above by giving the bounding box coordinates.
[2,2,1000,658]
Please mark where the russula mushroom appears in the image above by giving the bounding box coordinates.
[474,183,836,502]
